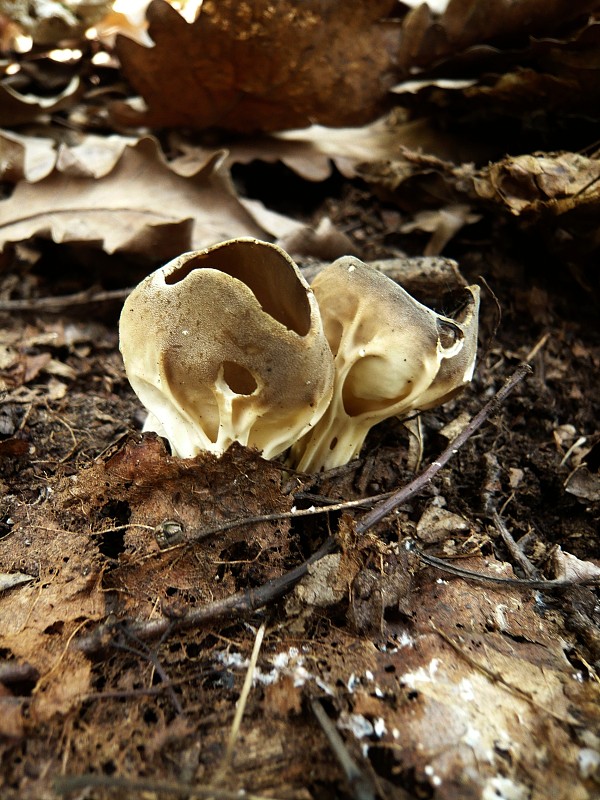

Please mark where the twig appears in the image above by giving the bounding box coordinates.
[492,510,539,578]
[222,623,266,770]
[525,332,550,363]
[311,699,375,800]
[0,287,132,313]
[53,774,277,799]
[74,536,337,655]
[111,632,183,715]
[355,364,532,534]
[188,492,393,545]
[409,540,600,590]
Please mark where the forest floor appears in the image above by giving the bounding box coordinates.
[0,2,599,799]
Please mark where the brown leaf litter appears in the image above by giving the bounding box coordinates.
[112,0,401,132]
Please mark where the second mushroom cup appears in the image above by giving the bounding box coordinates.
[289,257,480,472]
[119,240,479,472]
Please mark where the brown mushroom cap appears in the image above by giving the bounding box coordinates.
[119,238,335,459]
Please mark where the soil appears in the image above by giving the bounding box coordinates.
[0,176,599,800]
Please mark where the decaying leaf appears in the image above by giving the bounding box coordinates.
[565,467,600,502]
[112,0,401,132]
[49,436,295,618]
[473,152,600,217]
[337,551,600,799]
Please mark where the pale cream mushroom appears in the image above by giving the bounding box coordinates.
[119,238,335,459]
[290,257,480,472]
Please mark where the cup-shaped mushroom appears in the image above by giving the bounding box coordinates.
[119,238,335,459]
[290,257,479,472]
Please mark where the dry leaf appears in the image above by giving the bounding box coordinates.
[553,547,600,582]
[400,203,481,255]
[336,551,600,799]
[0,76,82,127]
[0,134,266,260]
[397,0,600,71]
[112,0,401,132]
[473,153,600,216]
[0,130,57,183]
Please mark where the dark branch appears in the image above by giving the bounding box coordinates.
[355,364,532,534]
[75,536,336,655]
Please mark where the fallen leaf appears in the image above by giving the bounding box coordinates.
[565,467,600,502]
[0,130,57,183]
[397,0,600,72]
[553,547,600,582]
[473,152,600,216]
[0,135,266,260]
[416,503,471,543]
[0,76,82,127]
[335,550,600,799]
[112,0,401,132]
[399,203,481,255]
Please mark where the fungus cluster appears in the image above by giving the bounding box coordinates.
[119,238,479,471]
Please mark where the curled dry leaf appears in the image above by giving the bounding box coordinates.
[0,135,267,260]
[0,76,82,127]
[112,0,401,132]
[473,152,600,216]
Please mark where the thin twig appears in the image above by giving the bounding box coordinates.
[355,364,532,534]
[222,622,266,769]
[409,540,600,590]
[111,632,183,715]
[311,699,375,800]
[524,332,550,363]
[188,492,393,545]
[492,510,539,578]
[0,287,132,313]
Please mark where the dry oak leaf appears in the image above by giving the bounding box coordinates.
[0,135,266,259]
[112,0,401,133]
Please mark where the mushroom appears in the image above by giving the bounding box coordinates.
[290,257,480,472]
[119,238,335,459]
